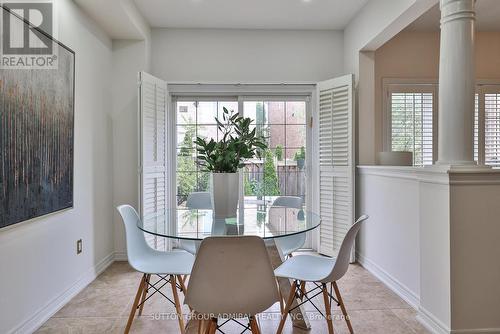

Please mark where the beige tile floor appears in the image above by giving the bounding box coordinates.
[36,261,429,334]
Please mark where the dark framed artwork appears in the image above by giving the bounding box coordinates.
[0,6,75,228]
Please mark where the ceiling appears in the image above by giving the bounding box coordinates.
[75,0,145,39]
[133,0,369,30]
[406,0,500,32]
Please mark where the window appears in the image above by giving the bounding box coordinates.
[477,87,500,167]
[385,83,437,166]
[385,81,500,167]
[474,94,479,162]
[174,97,309,211]
[485,93,500,166]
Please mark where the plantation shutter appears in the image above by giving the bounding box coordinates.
[317,74,354,258]
[484,92,500,167]
[138,72,168,250]
[389,90,435,166]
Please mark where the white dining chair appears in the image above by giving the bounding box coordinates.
[178,192,212,255]
[117,205,195,334]
[186,191,212,210]
[274,215,369,334]
[184,236,280,334]
[269,196,307,311]
[272,196,305,258]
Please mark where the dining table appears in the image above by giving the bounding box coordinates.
[139,204,321,332]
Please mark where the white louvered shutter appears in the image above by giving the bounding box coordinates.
[389,91,434,166]
[138,72,168,250]
[317,75,354,257]
[484,93,500,167]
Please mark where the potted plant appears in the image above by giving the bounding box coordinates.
[294,146,306,170]
[195,107,267,218]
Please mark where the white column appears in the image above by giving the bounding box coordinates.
[437,0,476,165]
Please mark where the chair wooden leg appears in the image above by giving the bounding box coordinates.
[333,281,353,334]
[203,320,211,334]
[170,275,186,334]
[206,318,217,334]
[138,274,151,316]
[299,281,307,300]
[277,281,298,334]
[249,316,261,334]
[177,274,193,313]
[178,275,187,293]
[278,289,285,314]
[125,274,147,334]
[177,275,188,297]
[198,319,207,334]
[322,283,335,334]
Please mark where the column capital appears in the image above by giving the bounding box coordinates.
[440,0,475,24]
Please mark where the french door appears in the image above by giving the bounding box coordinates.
[173,95,312,248]
[138,74,355,256]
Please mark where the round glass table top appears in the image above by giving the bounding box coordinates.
[139,206,321,241]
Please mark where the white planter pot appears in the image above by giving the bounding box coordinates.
[377,151,413,166]
[210,172,239,218]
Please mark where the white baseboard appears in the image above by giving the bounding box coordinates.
[357,252,500,334]
[356,251,420,309]
[451,328,500,334]
[113,251,127,261]
[11,252,116,334]
[417,306,450,334]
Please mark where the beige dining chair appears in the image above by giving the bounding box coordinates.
[184,236,280,334]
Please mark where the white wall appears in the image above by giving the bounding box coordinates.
[111,39,151,257]
[448,174,500,331]
[101,27,347,257]
[357,167,421,307]
[364,30,500,165]
[0,1,114,333]
[344,0,436,166]
[151,28,344,83]
[343,0,436,78]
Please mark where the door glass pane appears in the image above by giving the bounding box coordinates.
[176,98,308,210]
[243,99,307,208]
[177,101,196,125]
[176,100,237,208]
[266,102,285,124]
[197,102,218,125]
[286,101,306,124]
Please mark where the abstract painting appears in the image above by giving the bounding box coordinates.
[0,10,75,228]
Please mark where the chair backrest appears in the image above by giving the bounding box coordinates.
[116,205,151,271]
[271,196,302,209]
[186,192,212,210]
[184,236,279,317]
[272,196,306,255]
[326,215,369,282]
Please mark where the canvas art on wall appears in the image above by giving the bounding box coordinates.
[0,7,75,228]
